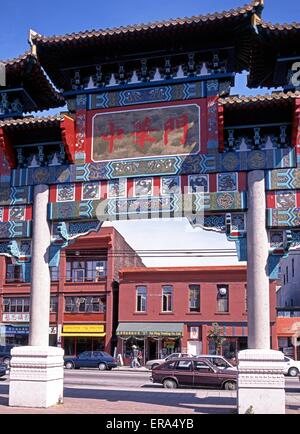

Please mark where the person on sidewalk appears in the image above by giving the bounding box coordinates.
[130,345,140,368]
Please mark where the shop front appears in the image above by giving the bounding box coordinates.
[61,324,106,356]
[116,322,183,365]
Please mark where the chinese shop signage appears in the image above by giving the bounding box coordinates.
[2,313,30,322]
[63,324,104,333]
[91,104,200,161]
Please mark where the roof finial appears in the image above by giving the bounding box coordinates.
[28,29,39,56]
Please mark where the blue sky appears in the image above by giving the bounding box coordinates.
[1,0,299,266]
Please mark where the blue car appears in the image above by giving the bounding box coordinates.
[0,363,7,378]
[64,351,117,371]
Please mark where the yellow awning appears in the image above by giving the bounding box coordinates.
[61,333,106,337]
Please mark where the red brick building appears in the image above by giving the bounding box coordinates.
[117,266,278,364]
[0,225,144,355]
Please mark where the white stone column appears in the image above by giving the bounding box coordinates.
[246,170,270,349]
[237,170,285,414]
[30,184,51,346]
[9,184,64,408]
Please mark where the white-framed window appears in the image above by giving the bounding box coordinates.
[64,296,106,313]
[216,285,229,313]
[136,286,147,312]
[162,285,173,312]
[189,285,200,312]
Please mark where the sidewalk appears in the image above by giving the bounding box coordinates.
[114,366,149,372]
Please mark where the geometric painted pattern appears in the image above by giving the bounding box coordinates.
[48,192,247,222]
[266,168,300,190]
[11,147,296,187]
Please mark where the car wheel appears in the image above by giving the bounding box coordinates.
[98,363,107,371]
[224,381,237,390]
[65,362,74,369]
[151,363,159,370]
[3,358,10,367]
[163,379,177,389]
[288,367,299,377]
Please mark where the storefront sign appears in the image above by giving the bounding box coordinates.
[49,326,57,335]
[4,325,29,336]
[190,326,199,339]
[63,324,104,333]
[2,313,30,322]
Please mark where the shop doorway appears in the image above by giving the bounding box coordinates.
[148,338,157,360]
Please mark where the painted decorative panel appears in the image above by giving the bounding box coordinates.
[108,179,127,198]
[57,184,75,202]
[267,168,300,190]
[161,176,181,195]
[188,174,209,193]
[217,173,237,192]
[81,182,100,200]
[9,206,25,221]
[11,147,296,187]
[133,178,153,197]
[90,104,200,162]
[88,81,206,110]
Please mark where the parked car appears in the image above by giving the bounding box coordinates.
[0,363,7,378]
[145,352,192,370]
[195,355,237,371]
[150,357,237,390]
[64,351,117,371]
[0,344,19,366]
[283,356,300,377]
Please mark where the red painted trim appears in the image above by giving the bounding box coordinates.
[238,172,247,192]
[49,185,57,203]
[218,104,225,152]
[101,180,108,199]
[75,183,82,201]
[291,98,300,152]
[209,174,217,192]
[61,115,76,163]
[0,127,16,168]
[266,192,276,209]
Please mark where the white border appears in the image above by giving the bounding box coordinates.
[91,103,201,162]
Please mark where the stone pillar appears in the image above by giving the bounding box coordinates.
[247,170,270,349]
[9,184,64,408]
[237,170,285,414]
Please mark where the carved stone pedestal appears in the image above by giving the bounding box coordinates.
[237,349,285,414]
[9,346,64,408]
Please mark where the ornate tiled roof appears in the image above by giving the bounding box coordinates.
[30,2,263,90]
[0,115,63,130]
[1,52,65,111]
[248,20,300,88]
[31,2,263,45]
[219,91,300,108]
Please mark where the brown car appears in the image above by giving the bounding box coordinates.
[150,357,237,390]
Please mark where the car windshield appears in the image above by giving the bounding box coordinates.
[211,358,230,368]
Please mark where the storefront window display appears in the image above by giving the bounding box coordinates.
[63,336,105,356]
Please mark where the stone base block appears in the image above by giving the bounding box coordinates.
[9,346,64,408]
[237,349,285,414]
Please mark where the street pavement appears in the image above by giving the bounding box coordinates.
[0,370,299,414]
